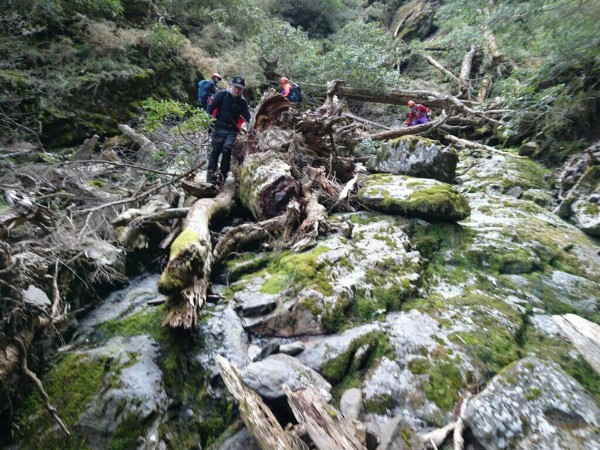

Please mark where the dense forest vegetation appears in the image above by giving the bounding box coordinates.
[1,0,598,156]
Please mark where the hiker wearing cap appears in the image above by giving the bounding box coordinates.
[197,72,222,112]
[407,100,431,126]
[206,75,251,185]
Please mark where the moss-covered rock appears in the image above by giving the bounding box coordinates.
[358,174,471,221]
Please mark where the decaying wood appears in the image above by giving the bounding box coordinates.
[118,124,158,155]
[161,179,235,328]
[476,75,493,103]
[421,421,456,449]
[423,53,460,84]
[181,179,219,199]
[112,207,188,227]
[343,112,392,130]
[553,314,600,375]
[453,392,472,450]
[366,111,448,141]
[458,45,476,99]
[283,385,366,450]
[444,134,524,158]
[216,355,305,450]
[71,134,99,161]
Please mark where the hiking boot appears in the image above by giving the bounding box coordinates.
[214,172,224,187]
[206,170,216,184]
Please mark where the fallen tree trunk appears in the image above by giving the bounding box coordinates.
[118,123,158,155]
[458,45,476,99]
[283,385,366,450]
[159,180,235,293]
[216,356,306,450]
[423,53,460,84]
[238,150,301,221]
[444,134,524,158]
[366,111,448,141]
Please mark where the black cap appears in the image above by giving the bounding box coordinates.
[231,75,245,88]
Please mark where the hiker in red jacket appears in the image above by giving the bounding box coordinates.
[407,100,431,126]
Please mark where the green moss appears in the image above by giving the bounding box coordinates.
[321,331,394,400]
[423,362,464,411]
[110,414,147,450]
[408,357,431,375]
[96,306,165,342]
[18,353,114,447]
[87,179,106,188]
[364,394,394,414]
[169,229,201,258]
[525,388,543,401]
[259,246,333,296]
[347,212,384,225]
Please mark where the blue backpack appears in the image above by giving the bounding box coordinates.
[197,80,215,108]
[289,82,302,103]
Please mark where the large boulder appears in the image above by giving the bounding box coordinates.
[465,357,600,450]
[358,174,471,221]
[389,0,437,40]
[366,136,458,183]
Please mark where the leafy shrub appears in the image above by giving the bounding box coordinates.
[142,98,213,134]
[145,23,186,57]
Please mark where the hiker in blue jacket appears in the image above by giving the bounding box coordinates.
[206,75,251,185]
[197,72,222,112]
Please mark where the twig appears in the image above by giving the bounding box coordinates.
[60,159,181,176]
[454,392,472,450]
[15,337,70,436]
[75,159,206,214]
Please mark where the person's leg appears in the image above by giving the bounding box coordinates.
[207,128,225,183]
[414,116,429,125]
[219,131,237,181]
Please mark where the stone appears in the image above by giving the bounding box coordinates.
[465,357,600,450]
[505,186,523,198]
[241,353,332,401]
[376,416,424,450]
[340,388,363,421]
[366,136,458,183]
[218,428,261,450]
[238,294,278,317]
[22,285,51,308]
[521,188,555,208]
[357,174,471,221]
[571,199,600,236]
[519,141,539,157]
[279,341,305,356]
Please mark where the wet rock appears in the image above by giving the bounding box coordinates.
[376,416,424,450]
[241,353,332,401]
[505,186,523,198]
[358,174,471,221]
[571,199,600,236]
[252,341,280,361]
[279,341,305,356]
[465,357,600,450]
[237,293,278,317]
[521,188,555,208]
[197,305,250,377]
[341,388,363,421]
[217,428,261,450]
[366,136,458,183]
[519,141,539,157]
[22,284,51,308]
[390,0,437,41]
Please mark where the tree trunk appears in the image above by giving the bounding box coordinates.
[366,111,448,140]
[458,45,476,99]
[238,150,301,221]
[158,179,235,297]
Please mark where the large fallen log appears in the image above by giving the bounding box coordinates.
[366,111,448,141]
[444,134,524,159]
[160,179,235,328]
[458,45,476,99]
[283,385,366,450]
[238,150,301,221]
[216,355,306,450]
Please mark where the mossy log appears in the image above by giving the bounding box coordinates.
[238,150,300,221]
[159,179,235,296]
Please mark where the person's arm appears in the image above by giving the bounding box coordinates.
[281,84,291,98]
[407,111,413,126]
[207,90,222,115]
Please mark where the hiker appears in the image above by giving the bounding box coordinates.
[206,75,251,185]
[197,72,222,112]
[406,100,431,126]
[279,77,302,105]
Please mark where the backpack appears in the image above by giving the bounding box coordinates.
[197,79,215,107]
[288,82,302,103]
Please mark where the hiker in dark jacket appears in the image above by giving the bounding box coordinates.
[197,72,222,112]
[206,75,251,185]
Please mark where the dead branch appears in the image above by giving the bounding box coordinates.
[283,385,366,450]
[216,356,305,450]
[62,159,180,176]
[421,421,456,449]
[553,314,600,375]
[444,134,524,158]
[366,111,448,141]
[423,53,460,84]
[112,207,188,227]
[15,337,70,436]
[342,113,392,130]
[117,124,158,155]
[458,45,476,99]
[453,392,472,450]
